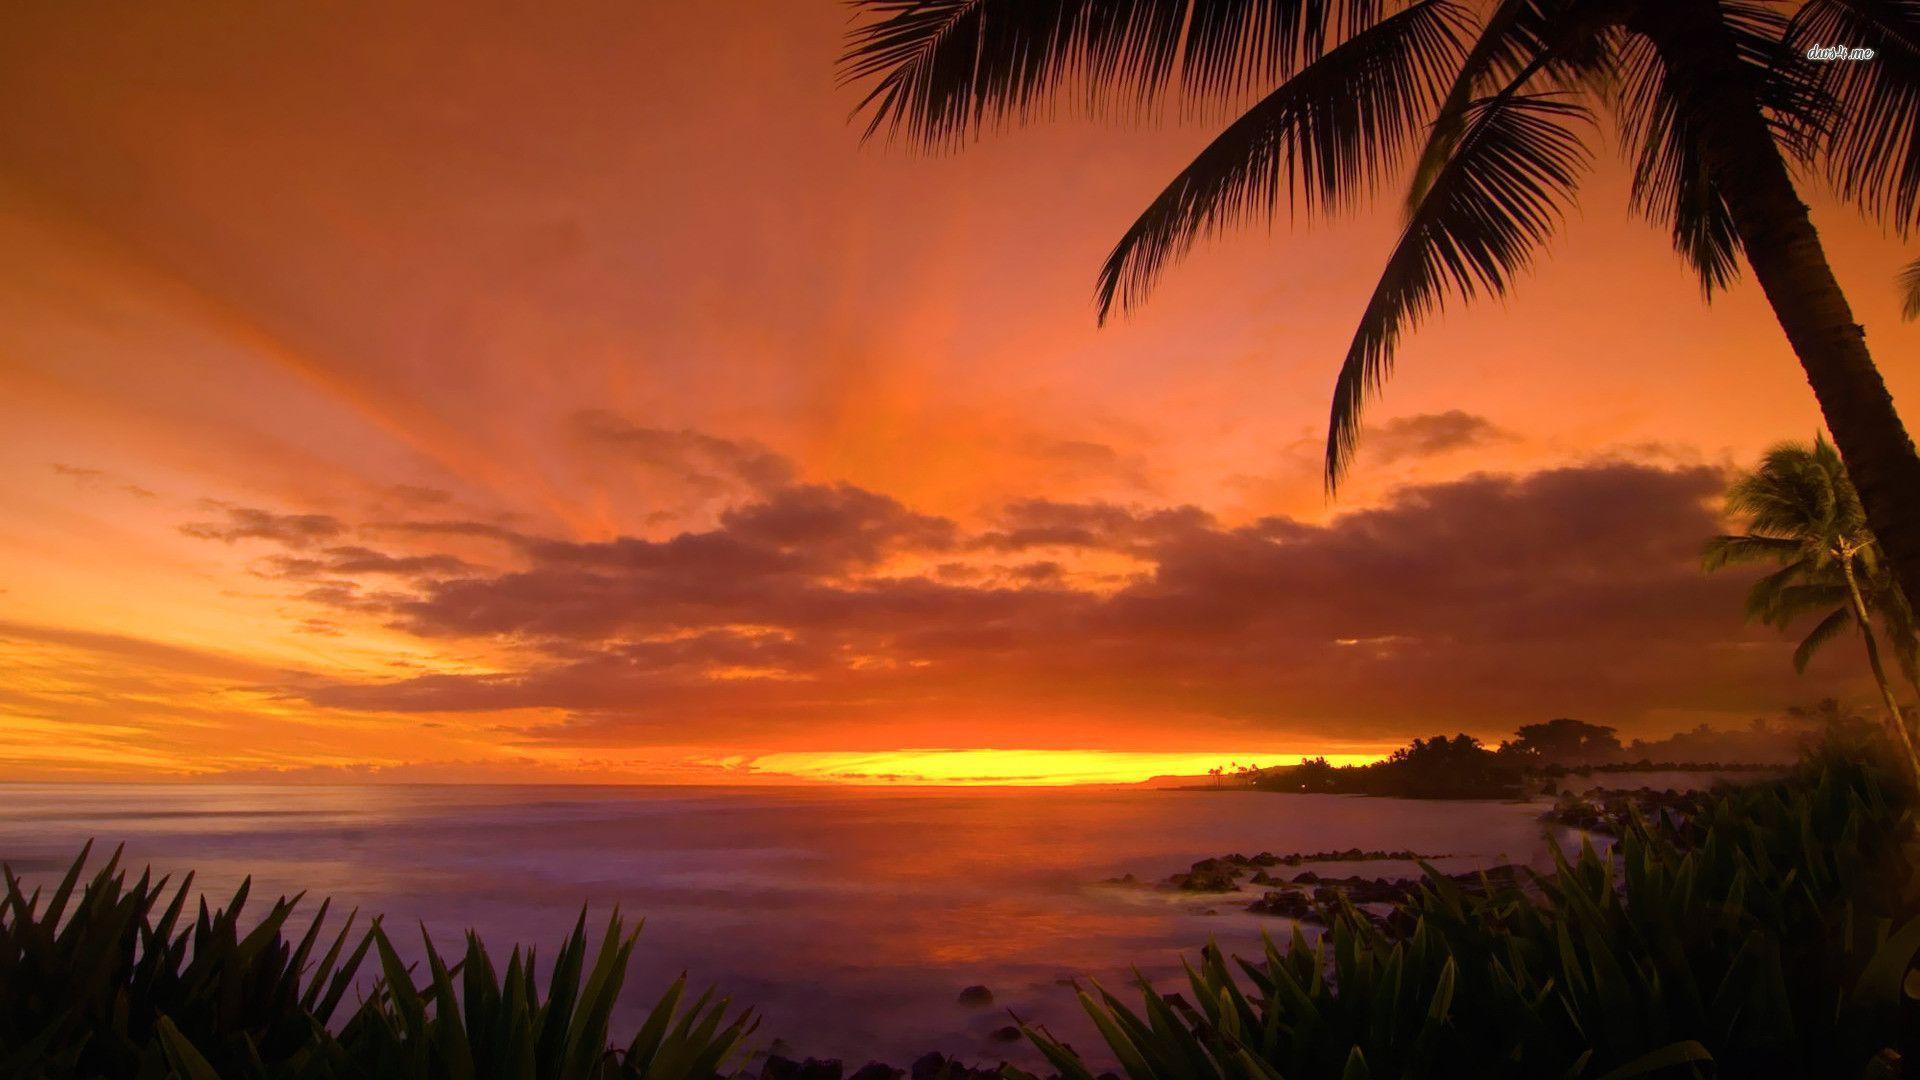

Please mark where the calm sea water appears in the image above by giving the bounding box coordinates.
[1,783,1597,1067]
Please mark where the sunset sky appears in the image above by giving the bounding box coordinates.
[2,2,1917,783]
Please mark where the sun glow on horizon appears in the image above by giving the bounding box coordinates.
[728,748,1388,787]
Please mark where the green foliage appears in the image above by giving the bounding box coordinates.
[0,845,753,1079]
[333,915,757,1080]
[0,840,372,1078]
[1017,746,1920,1078]
[1704,437,1920,774]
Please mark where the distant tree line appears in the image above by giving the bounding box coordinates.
[1209,704,1872,799]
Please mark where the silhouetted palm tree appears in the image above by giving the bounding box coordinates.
[1704,435,1920,779]
[841,0,1920,611]
[1901,257,1920,321]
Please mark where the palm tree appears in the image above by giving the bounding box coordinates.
[840,0,1920,613]
[1901,256,1920,321]
[1704,436,1920,780]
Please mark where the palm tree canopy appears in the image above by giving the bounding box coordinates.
[841,0,1920,486]
[1702,435,1913,673]
[1704,434,1867,570]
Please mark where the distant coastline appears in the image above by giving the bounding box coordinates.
[1149,715,1824,799]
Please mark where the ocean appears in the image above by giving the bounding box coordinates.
[1,782,1590,1067]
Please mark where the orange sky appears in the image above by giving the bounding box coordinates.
[1,2,1916,783]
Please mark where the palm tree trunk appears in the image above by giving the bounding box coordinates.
[1633,3,1920,620]
[1841,556,1920,781]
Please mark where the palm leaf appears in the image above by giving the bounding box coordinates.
[1096,0,1472,320]
[1614,36,1740,295]
[1792,606,1856,672]
[841,0,1388,147]
[1787,0,1920,234]
[1899,254,1920,319]
[1404,0,1544,209]
[1702,534,1801,570]
[1617,1,1829,295]
[1406,0,1620,210]
[1326,91,1590,487]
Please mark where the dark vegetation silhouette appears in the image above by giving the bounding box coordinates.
[840,0,1920,617]
[0,850,756,1078]
[1706,435,1920,782]
[1247,734,1527,797]
[1215,706,1882,797]
[1025,734,1920,1078]
[7,736,1915,1077]
[1498,718,1624,765]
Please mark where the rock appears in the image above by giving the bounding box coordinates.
[763,1057,844,1080]
[910,1053,950,1080]
[990,1025,1022,1043]
[1246,890,1321,922]
[849,1064,902,1080]
[1167,864,1243,891]
[957,984,994,1006]
[1249,869,1279,885]
[1290,870,1320,884]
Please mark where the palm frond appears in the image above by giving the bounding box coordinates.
[1614,37,1740,295]
[1745,559,1820,623]
[1787,0,1920,234]
[841,0,1387,147]
[1721,435,1863,544]
[1701,533,1801,570]
[1793,606,1857,672]
[1405,0,1542,210]
[1406,0,1617,211]
[1899,254,1920,319]
[1095,0,1472,321]
[1325,91,1590,488]
[1614,2,1830,294]
[1765,582,1852,628]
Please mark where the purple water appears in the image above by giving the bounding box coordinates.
[0,783,1584,1067]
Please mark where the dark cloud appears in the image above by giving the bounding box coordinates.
[974,500,1212,554]
[374,483,957,639]
[373,519,534,546]
[572,410,796,493]
[383,484,454,507]
[264,545,475,579]
[181,503,347,547]
[50,462,156,499]
[1018,435,1151,490]
[288,460,1842,745]
[1363,411,1516,464]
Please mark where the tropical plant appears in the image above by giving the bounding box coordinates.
[325,915,757,1080]
[0,839,374,1078]
[839,0,1920,617]
[1014,739,1920,1077]
[1901,256,1920,321]
[1704,435,1920,783]
[0,844,754,1079]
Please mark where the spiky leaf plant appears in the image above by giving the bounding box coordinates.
[1014,741,1920,1077]
[0,840,373,1078]
[1,844,755,1080]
